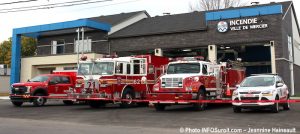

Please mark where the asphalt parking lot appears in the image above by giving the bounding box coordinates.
[0,99,299,134]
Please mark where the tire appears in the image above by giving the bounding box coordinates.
[63,100,74,106]
[271,96,279,113]
[193,89,207,111]
[283,94,290,110]
[33,93,47,107]
[120,88,135,108]
[11,101,23,107]
[233,106,242,113]
[154,104,166,111]
[88,101,106,108]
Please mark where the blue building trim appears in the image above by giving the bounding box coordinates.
[10,33,21,85]
[206,5,283,21]
[10,19,111,85]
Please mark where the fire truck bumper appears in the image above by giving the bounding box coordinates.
[148,93,197,104]
[10,94,32,102]
[71,93,110,101]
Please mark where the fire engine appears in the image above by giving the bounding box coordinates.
[70,55,169,108]
[147,57,246,111]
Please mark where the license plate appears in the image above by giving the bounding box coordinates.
[244,94,254,97]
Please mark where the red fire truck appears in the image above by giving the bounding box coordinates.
[70,55,169,108]
[147,57,245,111]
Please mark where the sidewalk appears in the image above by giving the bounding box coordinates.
[291,97,300,100]
[0,96,9,100]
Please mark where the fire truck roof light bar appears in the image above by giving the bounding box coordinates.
[171,56,205,62]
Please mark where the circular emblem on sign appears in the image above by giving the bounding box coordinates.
[217,21,229,33]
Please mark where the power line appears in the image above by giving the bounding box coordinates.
[0,0,114,13]
[0,0,106,11]
[76,0,141,11]
[0,0,144,14]
[0,0,38,6]
[25,0,142,16]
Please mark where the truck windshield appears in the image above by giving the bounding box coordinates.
[29,76,49,82]
[167,63,200,74]
[93,62,114,75]
[240,77,275,87]
[78,63,93,75]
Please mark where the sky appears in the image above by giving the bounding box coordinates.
[0,0,298,42]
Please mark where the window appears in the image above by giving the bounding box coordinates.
[202,64,208,75]
[78,63,93,75]
[74,39,92,53]
[133,59,146,75]
[116,62,124,74]
[240,77,275,87]
[50,76,61,84]
[127,64,131,74]
[61,76,70,84]
[0,65,8,76]
[29,76,49,82]
[149,65,154,74]
[167,63,200,74]
[51,40,65,54]
[93,62,114,75]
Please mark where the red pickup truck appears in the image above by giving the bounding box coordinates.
[10,73,77,107]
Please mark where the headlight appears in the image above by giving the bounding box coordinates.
[26,86,32,93]
[193,77,199,82]
[186,86,192,91]
[262,90,272,94]
[161,82,166,87]
[178,82,183,87]
[232,90,238,96]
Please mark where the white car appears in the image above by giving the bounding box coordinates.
[232,74,290,113]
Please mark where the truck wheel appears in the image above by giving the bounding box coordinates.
[233,106,242,113]
[193,90,207,111]
[11,101,23,107]
[120,88,135,108]
[63,100,74,106]
[154,104,166,111]
[33,93,47,107]
[283,94,290,110]
[271,96,279,113]
[88,101,106,108]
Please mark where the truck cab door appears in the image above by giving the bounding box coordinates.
[58,76,73,95]
[48,76,60,95]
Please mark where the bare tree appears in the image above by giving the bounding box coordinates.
[189,0,248,11]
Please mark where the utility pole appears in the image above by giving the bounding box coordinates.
[76,28,80,68]
[81,27,85,57]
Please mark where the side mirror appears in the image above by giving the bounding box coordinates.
[277,83,284,87]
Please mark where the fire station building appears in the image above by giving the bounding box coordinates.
[11,1,300,95]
